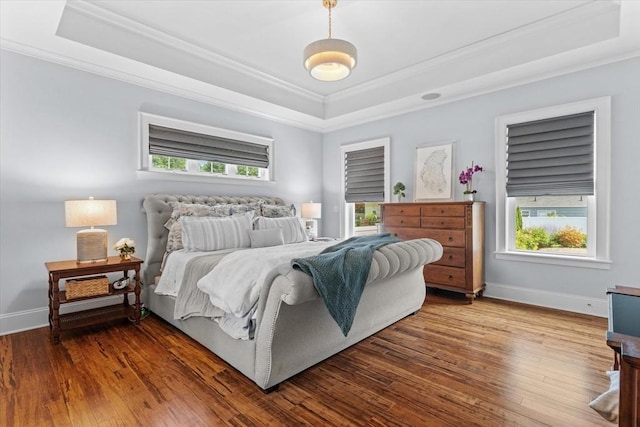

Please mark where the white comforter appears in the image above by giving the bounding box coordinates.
[197,241,334,318]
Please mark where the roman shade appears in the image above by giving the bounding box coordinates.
[344,146,385,202]
[506,111,594,197]
[149,124,269,168]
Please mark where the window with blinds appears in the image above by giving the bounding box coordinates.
[344,146,385,203]
[341,138,390,238]
[139,112,272,181]
[506,111,594,197]
[495,96,611,267]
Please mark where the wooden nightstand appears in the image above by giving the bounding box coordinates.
[45,256,143,344]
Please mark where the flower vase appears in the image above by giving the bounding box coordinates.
[396,194,402,203]
[464,193,475,202]
[120,252,131,261]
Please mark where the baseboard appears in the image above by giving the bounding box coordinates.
[484,282,608,318]
[0,294,135,336]
[1,285,608,335]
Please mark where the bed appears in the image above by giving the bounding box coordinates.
[141,194,443,391]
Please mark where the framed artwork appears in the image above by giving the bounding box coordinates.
[414,141,454,201]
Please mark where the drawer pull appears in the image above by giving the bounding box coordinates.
[440,221,445,225]
[400,210,404,213]
[448,236,453,242]
[448,255,453,260]
[448,275,454,280]
[440,209,445,214]
[393,233,398,237]
[400,220,404,224]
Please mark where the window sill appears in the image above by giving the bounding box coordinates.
[137,170,274,185]
[494,250,612,270]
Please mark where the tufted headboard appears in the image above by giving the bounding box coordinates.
[141,194,286,286]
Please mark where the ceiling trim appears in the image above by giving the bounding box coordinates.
[1,0,639,134]
[61,1,324,104]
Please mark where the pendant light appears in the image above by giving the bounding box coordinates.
[304,0,357,82]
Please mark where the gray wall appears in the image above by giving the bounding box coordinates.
[322,57,640,316]
[0,50,323,333]
[2,48,638,334]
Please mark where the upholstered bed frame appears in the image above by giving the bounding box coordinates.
[141,194,443,391]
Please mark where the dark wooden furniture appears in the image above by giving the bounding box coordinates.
[380,201,485,302]
[606,332,640,427]
[45,256,143,344]
[606,285,640,426]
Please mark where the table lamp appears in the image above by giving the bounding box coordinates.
[301,202,322,240]
[65,197,117,263]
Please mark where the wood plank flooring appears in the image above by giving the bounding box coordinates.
[1,291,615,426]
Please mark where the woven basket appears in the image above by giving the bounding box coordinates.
[66,275,109,299]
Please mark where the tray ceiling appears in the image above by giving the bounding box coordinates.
[1,1,639,131]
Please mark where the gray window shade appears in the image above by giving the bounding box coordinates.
[149,124,269,168]
[345,146,385,202]
[506,111,594,197]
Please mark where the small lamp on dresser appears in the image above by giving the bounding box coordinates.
[65,197,117,263]
[301,202,322,240]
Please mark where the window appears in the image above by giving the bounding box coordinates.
[138,113,272,182]
[495,97,611,269]
[341,138,390,237]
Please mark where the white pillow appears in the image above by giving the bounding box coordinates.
[180,214,251,251]
[253,216,308,244]
[248,228,285,248]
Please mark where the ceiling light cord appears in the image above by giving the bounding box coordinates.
[328,3,332,39]
[304,0,357,82]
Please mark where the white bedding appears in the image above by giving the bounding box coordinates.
[197,241,334,318]
[154,249,236,296]
[155,241,335,340]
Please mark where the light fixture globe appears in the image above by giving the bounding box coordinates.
[304,0,357,82]
[304,38,357,81]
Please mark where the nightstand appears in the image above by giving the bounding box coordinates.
[45,256,143,344]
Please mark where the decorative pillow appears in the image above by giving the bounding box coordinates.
[253,216,307,244]
[260,203,296,218]
[181,213,252,251]
[248,228,285,248]
[164,203,232,230]
[229,203,262,215]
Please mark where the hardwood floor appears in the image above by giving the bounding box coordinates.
[1,291,615,426]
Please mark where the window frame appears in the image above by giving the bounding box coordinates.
[340,138,390,238]
[137,112,274,184]
[495,97,611,269]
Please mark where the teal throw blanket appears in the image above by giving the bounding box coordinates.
[292,233,401,336]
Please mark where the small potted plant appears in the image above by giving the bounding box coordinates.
[114,238,136,260]
[393,182,406,202]
[459,162,484,201]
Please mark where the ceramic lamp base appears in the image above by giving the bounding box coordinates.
[76,228,108,263]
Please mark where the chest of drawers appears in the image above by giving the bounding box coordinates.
[380,201,485,302]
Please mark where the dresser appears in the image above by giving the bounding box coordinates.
[380,201,485,302]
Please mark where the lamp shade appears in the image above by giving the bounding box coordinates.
[65,199,117,227]
[65,198,117,263]
[301,202,322,219]
[304,38,357,81]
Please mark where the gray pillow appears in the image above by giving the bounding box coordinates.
[248,228,285,248]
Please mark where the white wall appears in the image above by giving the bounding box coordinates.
[0,50,323,334]
[322,57,640,317]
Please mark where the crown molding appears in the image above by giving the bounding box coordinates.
[61,1,324,105]
[323,0,622,118]
[0,39,327,133]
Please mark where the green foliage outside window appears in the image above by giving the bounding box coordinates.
[152,156,186,171]
[549,227,587,248]
[515,227,549,250]
[200,161,225,174]
[515,206,523,232]
[516,226,586,250]
[236,165,259,177]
